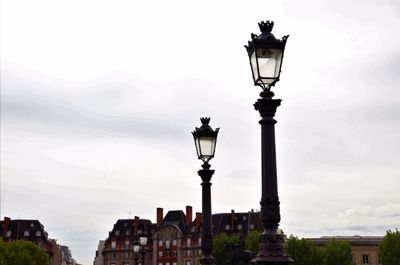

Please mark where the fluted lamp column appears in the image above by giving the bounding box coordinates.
[245,20,293,265]
[192,117,220,265]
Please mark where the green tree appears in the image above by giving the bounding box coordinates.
[245,230,261,253]
[379,229,400,265]
[0,239,49,265]
[213,233,240,265]
[323,240,353,265]
[285,235,324,265]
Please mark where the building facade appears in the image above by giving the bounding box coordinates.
[0,217,79,265]
[99,206,262,265]
[309,236,384,265]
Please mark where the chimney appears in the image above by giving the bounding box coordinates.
[231,209,235,230]
[2,217,10,236]
[157,207,163,225]
[134,216,139,234]
[186,206,193,225]
[195,212,202,230]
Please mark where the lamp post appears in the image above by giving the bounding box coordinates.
[245,21,293,265]
[139,236,148,265]
[133,242,140,265]
[192,117,220,265]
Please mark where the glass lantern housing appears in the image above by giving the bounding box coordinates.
[245,21,288,90]
[192,117,219,163]
[133,244,140,253]
[140,236,148,246]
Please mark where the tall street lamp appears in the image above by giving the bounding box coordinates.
[139,235,148,265]
[192,117,220,265]
[245,21,293,265]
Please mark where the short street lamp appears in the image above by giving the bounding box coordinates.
[133,236,148,265]
[245,21,293,265]
[133,243,140,265]
[192,117,219,265]
[139,236,148,265]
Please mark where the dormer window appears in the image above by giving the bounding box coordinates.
[243,216,247,220]
[36,231,42,237]
[115,230,120,236]
[30,223,35,228]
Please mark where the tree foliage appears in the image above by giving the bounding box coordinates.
[0,239,49,265]
[323,240,354,265]
[285,235,324,265]
[244,230,260,253]
[379,229,400,265]
[213,233,240,265]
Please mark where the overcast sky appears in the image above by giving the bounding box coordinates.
[1,0,400,264]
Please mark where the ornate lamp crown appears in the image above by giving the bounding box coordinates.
[259,20,274,33]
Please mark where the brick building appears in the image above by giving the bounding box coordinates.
[0,217,79,265]
[99,207,262,265]
[102,217,154,265]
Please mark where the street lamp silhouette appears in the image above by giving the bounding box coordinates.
[245,20,293,265]
[192,117,219,265]
[133,236,148,265]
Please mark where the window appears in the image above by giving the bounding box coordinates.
[173,239,177,246]
[199,238,202,246]
[166,263,170,265]
[362,254,369,265]
[166,240,170,249]
[30,223,34,228]
[124,222,127,227]
[125,240,130,249]
[225,224,230,230]
[186,260,191,265]
[111,263,116,265]
[24,230,29,237]
[187,238,191,246]
[158,251,163,257]
[237,224,243,230]
[111,241,116,249]
[191,227,195,232]
[126,230,131,236]
[173,251,177,257]
[249,224,255,229]
[173,263,177,265]
[125,252,129,258]
[159,240,163,247]
[6,231,11,237]
[243,216,247,220]
[158,263,162,265]
[112,252,117,258]
[187,250,191,256]
[166,250,170,257]
[115,230,120,236]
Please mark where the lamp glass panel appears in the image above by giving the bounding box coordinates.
[195,138,201,158]
[199,136,216,161]
[133,245,140,253]
[257,48,282,83]
[250,51,259,83]
[140,237,148,246]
